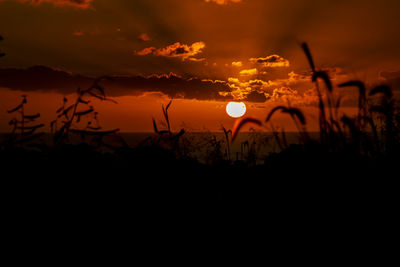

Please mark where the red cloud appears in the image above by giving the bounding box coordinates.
[134,47,156,56]
[204,0,241,5]
[138,33,151,42]
[73,31,84,36]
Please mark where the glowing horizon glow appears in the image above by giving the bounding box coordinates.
[226,101,246,118]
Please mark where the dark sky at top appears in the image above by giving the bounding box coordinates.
[0,0,400,102]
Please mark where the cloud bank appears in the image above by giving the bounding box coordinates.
[0,64,364,106]
[0,65,234,101]
[4,0,94,9]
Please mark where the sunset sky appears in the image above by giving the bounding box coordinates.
[1,0,399,132]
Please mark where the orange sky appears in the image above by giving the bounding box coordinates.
[0,0,398,132]
[0,87,360,133]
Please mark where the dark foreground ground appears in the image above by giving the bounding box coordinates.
[1,142,398,261]
[2,142,398,206]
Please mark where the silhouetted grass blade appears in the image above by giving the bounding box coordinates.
[341,116,360,139]
[152,118,159,134]
[231,117,262,142]
[266,106,306,125]
[301,42,315,72]
[339,81,366,98]
[369,85,393,99]
[266,106,287,122]
[24,113,41,120]
[166,100,173,111]
[0,35,4,57]
[7,103,23,113]
[312,71,333,92]
[75,108,94,116]
[78,97,90,104]
[70,129,120,136]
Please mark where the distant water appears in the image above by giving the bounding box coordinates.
[1,131,319,163]
[120,132,320,156]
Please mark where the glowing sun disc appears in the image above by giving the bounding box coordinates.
[226,102,246,118]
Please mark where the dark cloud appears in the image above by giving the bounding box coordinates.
[134,42,206,62]
[0,65,236,101]
[0,66,92,91]
[249,55,290,68]
[245,90,267,103]
[7,0,94,8]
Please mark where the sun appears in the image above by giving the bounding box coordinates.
[226,102,246,118]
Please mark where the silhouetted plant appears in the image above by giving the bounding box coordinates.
[51,77,121,148]
[221,125,232,161]
[0,35,5,57]
[231,117,262,142]
[151,100,185,153]
[231,42,400,161]
[368,85,396,155]
[338,81,367,126]
[297,43,399,157]
[2,39,399,172]
[247,128,272,164]
[204,134,225,165]
[6,95,44,145]
[266,105,309,143]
